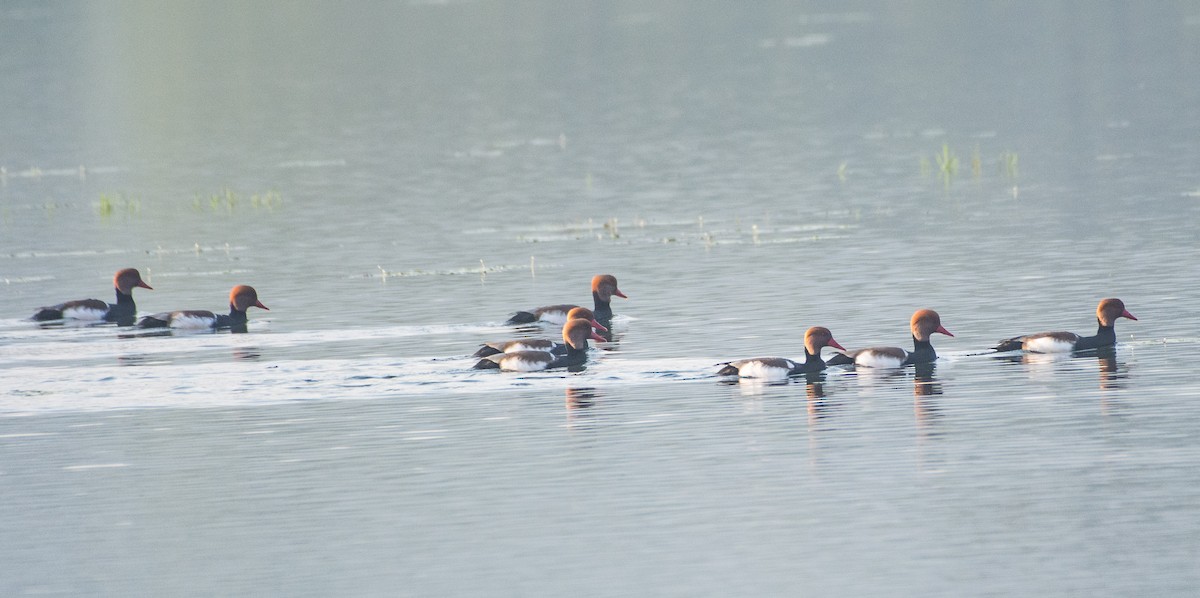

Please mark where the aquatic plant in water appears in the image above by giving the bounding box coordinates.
[97,193,140,217]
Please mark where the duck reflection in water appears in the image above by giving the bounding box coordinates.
[596,326,619,346]
[801,372,840,422]
[565,387,602,430]
[577,321,619,350]
[993,346,1127,390]
[801,372,826,398]
[1093,347,1132,416]
[233,347,261,360]
[115,353,152,367]
[720,376,787,390]
[719,371,838,420]
[913,362,943,426]
[1094,347,1126,391]
[565,387,599,410]
[122,322,253,338]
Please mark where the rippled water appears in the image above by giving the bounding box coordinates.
[3,1,1200,596]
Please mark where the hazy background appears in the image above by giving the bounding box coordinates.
[2,2,1199,596]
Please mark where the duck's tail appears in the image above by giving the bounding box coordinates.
[824,353,854,366]
[31,308,63,321]
[136,314,171,329]
[472,357,501,370]
[992,337,1024,353]
[715,363,739,376]
[504,311,537,325]
[473,344,502,357]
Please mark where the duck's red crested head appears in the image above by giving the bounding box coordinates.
[566,306,608,332]
[1097,298,1136,326]
[591,274,627,301]
[230,285,269,312]
[804,326,846,354]
[114,268,152,294]
[911,309,952,342]
[563,318,605,349]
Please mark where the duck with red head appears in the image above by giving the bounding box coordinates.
[993,298,1137,353]
[505,274,627,325]
[826,309,954,367]
[474,318,605,371]
[137,285,268,332]
[716,326,846,380]
[32,268,153,326]
[475,307,607,357]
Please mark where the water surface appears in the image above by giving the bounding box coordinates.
[2,1,1200,596]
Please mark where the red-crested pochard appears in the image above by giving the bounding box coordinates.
[32,268,152,326]
[475,307,607,357]
[717,326,845,380]
[993,298,1137,353]
[505,274,627,325]
[826,309,953,367]
[474,318,605,371]
[137,285,268,331]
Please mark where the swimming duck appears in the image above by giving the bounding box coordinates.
[505,274,627,325]
[826,309,953,367]
[32,268,152,325]
[474,318,605,371]
[716,326,845,380]
[137,285,268,331]
[475,307,607,357]
[993,298,1136,353]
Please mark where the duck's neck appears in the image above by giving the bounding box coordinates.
[798,348,826,372]
[908,336,937,364]
[228,304,248,323]
[559,343,589,366]
[1075,319,1116,351]
[592,292,613,320]
[106,288,136,323]
[214,306,249,331]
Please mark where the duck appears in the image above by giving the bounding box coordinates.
[474,318,605,371]
[474,307,607,357]
[137,285,268,331]
[826,309,953,367]
[716,326,845,380]
[32,268,153,325]
[505,274,627,325]
[993,298,1137,353]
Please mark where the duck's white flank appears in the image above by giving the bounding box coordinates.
[169,313,216,329]
[1023,335,1076,353]
[854,350,907,368]
[497,354,551,372]
[733,360,795,381]
[60,306,107,321]
[537,310,570,325]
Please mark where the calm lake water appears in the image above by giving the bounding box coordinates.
[3,1,1200,595]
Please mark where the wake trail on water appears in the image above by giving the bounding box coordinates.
[1,315,1178,413]
[0,353,726,413]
